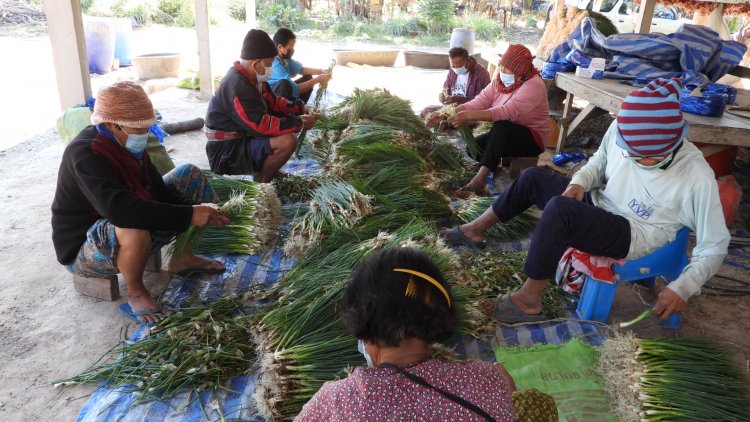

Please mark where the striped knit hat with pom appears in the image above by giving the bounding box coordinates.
[91,81,157,128]
[616,78,688,157]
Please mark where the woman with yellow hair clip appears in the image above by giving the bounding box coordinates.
[295,247,520,421]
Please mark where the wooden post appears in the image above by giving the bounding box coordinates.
[42,0,91,110]
[634,0,656,34]
[245,0,256,28]
[73,275,120,301]
[195,0,213,100]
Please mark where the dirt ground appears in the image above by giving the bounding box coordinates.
[1,23,749,421]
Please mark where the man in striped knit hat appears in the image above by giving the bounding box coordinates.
[445,78,730,322]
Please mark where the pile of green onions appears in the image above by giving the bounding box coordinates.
[284,179,373,258]
[597,332,750,421]
[53,296,258,405]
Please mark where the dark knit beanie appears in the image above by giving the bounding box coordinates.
[240,29,278,60]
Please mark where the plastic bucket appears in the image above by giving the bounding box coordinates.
[84,17,115,75]
[450,28,475,55]
[112,18,133,66]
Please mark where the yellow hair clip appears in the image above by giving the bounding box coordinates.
[394,268,451,308]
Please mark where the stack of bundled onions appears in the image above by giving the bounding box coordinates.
[284,179,373,258]
[173,173,282,257]
[597,332,750,421]
[456,196,539,241]
[254,220,480,419]
[438,104,481,159]
[54,296,258,405]
[333,88,432,139]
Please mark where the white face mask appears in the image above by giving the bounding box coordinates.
[357,340,374,368]
[452,66,468,75]
[256,64,274,83]
[499,71,516,87]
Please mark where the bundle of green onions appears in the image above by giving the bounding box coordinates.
[295,60,336,157]
[597,332,750,421]
[333,88,432,139]
[284,179,373,258]
[439,104,481,159]
[180,173,282,257]
[53,296,257,405]
[456,197,539,241]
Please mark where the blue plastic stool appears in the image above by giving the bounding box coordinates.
[575,227,690,330]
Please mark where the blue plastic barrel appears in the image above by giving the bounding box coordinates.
[112,18,133,66]
[84,18,115,74]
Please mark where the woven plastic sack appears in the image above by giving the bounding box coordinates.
[495,339,615,422]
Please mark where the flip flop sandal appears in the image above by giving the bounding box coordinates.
[490,294,548,324]
[119,303,166,324]
[443,226,486,251]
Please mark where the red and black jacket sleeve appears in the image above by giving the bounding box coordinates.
[206,63,303,139]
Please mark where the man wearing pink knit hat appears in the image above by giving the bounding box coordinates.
[52,81,230,323]
[445,78,729,322]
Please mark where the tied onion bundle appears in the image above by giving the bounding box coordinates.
[597,332,750,422]
[179,173,282,257]
[456,196,539,241]
[53,296,258,406]
[333,88,432,139]
[439,104,481,160]
[295,60,336,158]
[284,179,373,258]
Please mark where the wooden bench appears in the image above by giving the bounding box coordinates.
[73,249,162,301]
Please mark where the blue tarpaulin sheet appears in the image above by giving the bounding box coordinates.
[547,18,747,85]
[76,157,604,422]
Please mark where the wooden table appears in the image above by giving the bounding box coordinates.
[553,72,750,153]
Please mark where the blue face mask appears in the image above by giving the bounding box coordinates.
[357,340,374,368]
[499,71,516,87]
[452,66,468,75]
[118,126,149,157]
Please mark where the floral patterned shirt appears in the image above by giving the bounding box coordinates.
[294,359,515,421]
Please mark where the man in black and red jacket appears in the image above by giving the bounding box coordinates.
[205,29,317,182]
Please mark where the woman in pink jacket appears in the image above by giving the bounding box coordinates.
[441,44,549,196]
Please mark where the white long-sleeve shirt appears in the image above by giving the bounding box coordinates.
[569,121,729,301]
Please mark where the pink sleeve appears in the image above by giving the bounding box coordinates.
[489,78,546,122]
[462,81,496,111]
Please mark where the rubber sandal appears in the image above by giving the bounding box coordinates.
[119,303,165,324]
[443,226,486,251]
[490,294,548,323]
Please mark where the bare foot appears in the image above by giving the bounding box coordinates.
[458,224,485,245]
[128,292,166,323]
[168,254,225,273]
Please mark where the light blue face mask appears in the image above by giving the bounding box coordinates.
[499,71,516,87]
[257,65,274,83]
[357,339,374,368]
[119,126,149,156]
[452,66,468,75]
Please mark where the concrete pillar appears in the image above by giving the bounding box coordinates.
[195,0,213,100]
[246,0,257,28]
[42,0,91,110]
